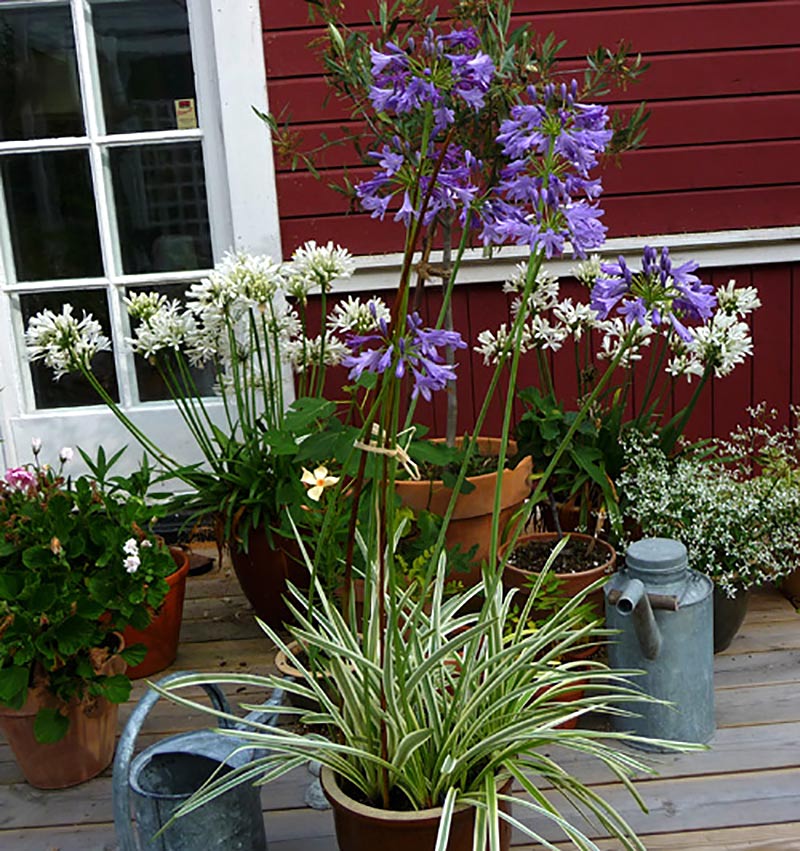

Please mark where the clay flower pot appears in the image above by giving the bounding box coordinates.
[713,585,750,653]
[0,652,126,789]
[230,529,307,629]
[395,437,532,587]
[321,766,512,851]
[501,531,617,617]
[122,546,191,679]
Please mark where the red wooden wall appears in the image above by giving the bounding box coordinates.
[261,0,800,255]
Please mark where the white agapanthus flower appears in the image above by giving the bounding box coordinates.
[569,254,603,287]
[188,252,285,317]
[503,263,559,314]
[327,296,391,334]
[125,291,169,322]
[715,279,761,317]
[285,241,355,299]
[474,323,534,366]
[553,298,599,340]
[688,311,754,378]
[286,334,349,372]
[528,314,568,351]
[26,305,111,379]
[127,299,197,358]
[597,317,654,366]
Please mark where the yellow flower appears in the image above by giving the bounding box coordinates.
[301,465,339,501]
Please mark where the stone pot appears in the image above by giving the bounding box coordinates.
[321,766,512,851]
[0,651,126,789]
[713,585,750,653]
[230,529,306,629]
[395,437,532,587]
[122,546,191,679]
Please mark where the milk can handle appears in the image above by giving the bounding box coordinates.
[113,671,234,851]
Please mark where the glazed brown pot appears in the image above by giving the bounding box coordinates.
[779,567,800,604]
[321,766,513,851]
[396,438,532,587]
[501,531,617,617]
[0,652,126,789]
[230,529,306,629]
[122,546,191,679]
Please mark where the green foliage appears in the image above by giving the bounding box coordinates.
[514,387,621,535]
[0,446,176,739]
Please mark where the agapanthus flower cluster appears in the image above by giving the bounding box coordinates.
[590,245,717,342]
[327,296,391,335]
[665,279,759,380]
[125,296,198,360]
[26,304,111,379]
[620,432,800,597]
[344,309,466,400]
[368,27,494,121]
[284,240,355,301]
[479,82,613,258]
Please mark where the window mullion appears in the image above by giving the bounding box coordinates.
[0,175,17,288]
[72,0,136,407]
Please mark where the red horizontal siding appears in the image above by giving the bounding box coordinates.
[266,2,800,78]
[262,0,756,32]
[263,1,800,254]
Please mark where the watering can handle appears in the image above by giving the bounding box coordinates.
[113,672,234,851]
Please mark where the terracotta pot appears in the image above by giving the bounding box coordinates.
[321,766,512,851]
[230,529,306,629]
[0,652,126,789]
[396,438,532,586]
[713,585,750,653]
[122,547,191,679]
[501,531,617,617]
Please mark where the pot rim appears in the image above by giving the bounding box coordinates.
[501,531,616,581]
[320,765,512,823]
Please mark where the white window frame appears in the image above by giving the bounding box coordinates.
[0,0,282,470]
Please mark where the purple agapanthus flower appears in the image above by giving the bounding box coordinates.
[590,246,717,342]
[343,310,466,401]
[479,82,613,258]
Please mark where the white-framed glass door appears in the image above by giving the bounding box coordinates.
[0,0,281,472]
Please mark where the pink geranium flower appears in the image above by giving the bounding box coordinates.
[4,467,37,493]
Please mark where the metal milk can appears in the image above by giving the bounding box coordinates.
[113,672,283,850]
[605,537,715,751]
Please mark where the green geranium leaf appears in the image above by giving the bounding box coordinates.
[22,546,55,570]
[262,430,299,455]
[408,440,456,467]
[283,397,336,431]
[0,665,29,707]
[101,674,132,704]
[0,574,23,599]
[34,707,69,744]
[0,540,17,557]
[28,583,57,613]
[120,644,147,667]
[51,617,97,657]
[75,598,106,619]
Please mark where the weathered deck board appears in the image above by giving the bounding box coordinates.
[1,569,797,850]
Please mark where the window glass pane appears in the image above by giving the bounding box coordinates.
[91,0,196,134]
[2,149,104,281]
[125,282,215,402]
[19,289,119,409]
[0,4,84,141]
[110,141,212,274]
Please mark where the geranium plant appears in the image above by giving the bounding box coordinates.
[0,443,176,741]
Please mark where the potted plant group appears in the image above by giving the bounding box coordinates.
[618,427,800,651]
[0,443,177,787]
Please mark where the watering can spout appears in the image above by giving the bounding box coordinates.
[615,577,662,660]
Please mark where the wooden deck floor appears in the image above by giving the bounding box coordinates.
[2,556,799,850]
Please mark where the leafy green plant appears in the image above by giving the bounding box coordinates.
[0,444,176,741]
[160,540,698,849]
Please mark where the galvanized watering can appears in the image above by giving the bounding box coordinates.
[113,672,283,850]
[605,537,715,751]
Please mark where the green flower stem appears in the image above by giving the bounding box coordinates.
[76,362,185,478]
[315,289,329,398]
[172,351,224,450]
[251,310,275,424]
[159,357,218,462]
